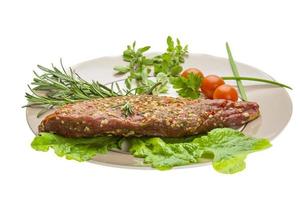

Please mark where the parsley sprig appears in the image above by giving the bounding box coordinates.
[170,73,202,99]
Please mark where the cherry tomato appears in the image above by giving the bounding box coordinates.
[200,75,225,99]
[181,68,204,79]
[213,84,238,101]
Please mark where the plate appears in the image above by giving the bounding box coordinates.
[26,53,293,169]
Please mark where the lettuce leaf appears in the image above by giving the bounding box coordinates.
[193,128,272,174]
[31,133,121,161]
[129,128,271,173]
[129,137,204,170]
[31,128,271,174]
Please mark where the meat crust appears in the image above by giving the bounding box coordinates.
[39,95,260,137]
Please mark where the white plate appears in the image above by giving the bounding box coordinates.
[26,53,293,169]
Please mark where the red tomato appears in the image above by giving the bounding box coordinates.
[200,75,225,99]
[213,84,238,101]
[181,68,204,79]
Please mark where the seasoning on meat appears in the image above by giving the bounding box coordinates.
[39,95,260,137]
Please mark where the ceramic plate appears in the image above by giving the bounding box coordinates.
[26,54,293,169]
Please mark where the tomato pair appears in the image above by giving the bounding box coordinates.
[181,68,238,101]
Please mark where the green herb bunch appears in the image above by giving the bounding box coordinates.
[24,61,123,116]
[114,36,188,94]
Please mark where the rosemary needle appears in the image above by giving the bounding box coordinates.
[121,102,134,117]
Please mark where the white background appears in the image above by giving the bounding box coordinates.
[0,0,299,199]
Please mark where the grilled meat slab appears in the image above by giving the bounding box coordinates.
[39,95,260,137]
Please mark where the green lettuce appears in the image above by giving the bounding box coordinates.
[193,128,271,173]
[31,133,121,161]
[31,128,271,174]
[129,128,271,173]
[129,137,204,170]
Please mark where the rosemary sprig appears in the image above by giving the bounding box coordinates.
[121,102,134,117]
[226,42,248,101]
[25,60,122,111]
[25,60,166,117]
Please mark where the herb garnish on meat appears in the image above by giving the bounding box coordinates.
[121,101,134,117]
